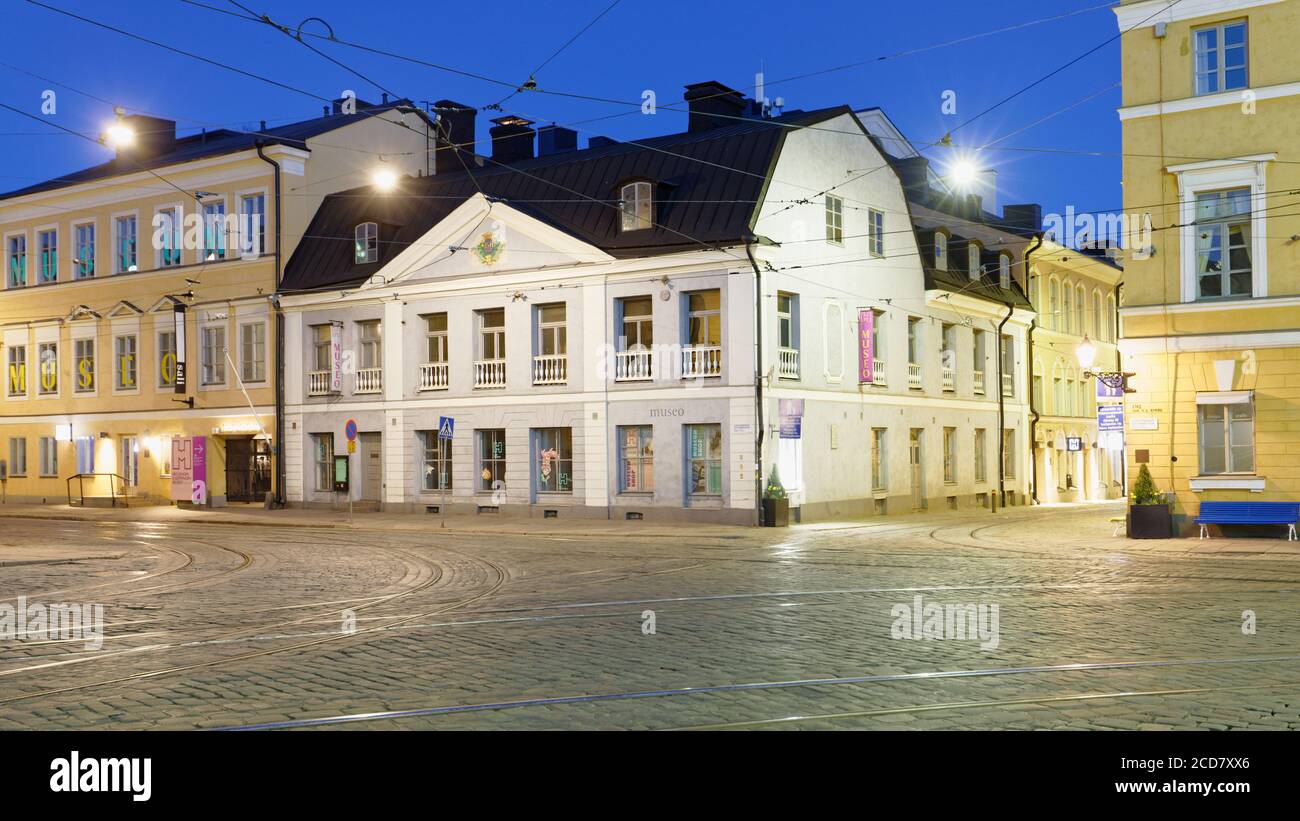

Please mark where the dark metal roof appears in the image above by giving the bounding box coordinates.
[0,101,430,200]
[281,107,851,293]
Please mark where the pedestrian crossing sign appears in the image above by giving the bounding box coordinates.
[439,416,455,440]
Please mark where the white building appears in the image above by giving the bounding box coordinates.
[278,84,1038,523]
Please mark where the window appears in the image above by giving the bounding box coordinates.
[1075,285,1085,335]
[158,330,177,387]
[312,324,333,372]
[73,222,95,278]
[871,428,887,491]
[973,330,986,382]
[158,435,172,477]
[157,207,182,267]
[240,193,266,257]
[38,229,57,283]
[119,437,138,487]
[74,338,95,392]
[37,342,57,395]
[478,308,505,360]
[200,326,226,386]
[777,293,796,349]
[999,254,1011,290]
[114,335,137,390]
[75,436,94,474]
[8,437,26,476]
[1092,290,1103,339]
[534,427,573,493]
[967,243,981,281]
[687,290,721,347]
[686,424,722,496]
[868,209,884,257]
[478,429,506,492]
[1194,20,1247,96]
[943,427,957,484]
[618,425,654,492]
[419,430,451,492]
[354,222,378,264]
[870,309,885,377]
[1195,188,1252,299]
[240,322,266,382]
[202,200,227,260]
[536,304,566,357]
[907,317,921,366]
[1048,278,1059,331]
[1001,335,1015,397]
[312,433,333,492]
[7,344,26,396]
[1062,282,1073,334]
[974,428,987,483]
[7,234,25,287]
[1105,294,1116,342]
[39,436,56,477]
[115,215,137,273]
[1033,369,1043,412]
[1002,429,1016,480]
[934,232,947,270]
[620,296,652,350]
[620,181,652,231]
[825,195,843,244]
[424,313,448,362]
[357,320,381,370]
[1053,364,1065,415]
[1199,401,1254,474]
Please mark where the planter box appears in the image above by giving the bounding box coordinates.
[762,498,790,527]
[1128,504,1172,539]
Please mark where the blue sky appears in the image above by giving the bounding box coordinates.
[1,0,1126,232]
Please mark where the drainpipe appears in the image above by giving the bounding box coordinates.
[1023,233,1044,505]
[746,236,765,526]
[256,142,285,508]
[1114,279,1127,498]
[994,300,1014,514]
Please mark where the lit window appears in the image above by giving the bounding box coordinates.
[157,207,183,267]
[354,222,378,264]
[115,215,137,273]
[114,334,137,390]
[38,229,57,283]
[73,222,95,279]
[202,200,227,261]
[620,181,652,231]
[686,423,723,496]
[37,342,57,395]
[478,428,506,492]
[533,427,573,493]
[7,234,26,287]
[6,345,26,397]
[1194,21,1248,96]
[618,425,654,492]
[74,338,95,392]
[419,430,452,492]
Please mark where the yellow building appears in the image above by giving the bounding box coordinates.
[1116,0,1300,532]
[1,101,429,505]
[1027,241,1124,504]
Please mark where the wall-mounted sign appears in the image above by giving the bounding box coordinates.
[173,304,187,394]
[1130,417,1158,431]
[779,398,804,440]
[1066,437,1082,452]
[1097,404,1124,432]
[1096,380,1124,402]
[330,322,344,393]
[857,309,874,384]
[648,407,685,418]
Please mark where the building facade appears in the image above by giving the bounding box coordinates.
[1115,0,1300,532]
[280,86,1037,523]
[0,101,429,505]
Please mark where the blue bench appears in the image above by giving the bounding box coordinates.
[1195,501,1299,541]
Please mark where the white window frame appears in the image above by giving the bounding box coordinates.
[868,209,884,257]
[934,232,947,271]
[6,343,27,398]
[1193,19,1248,97]
[35,224,57,284]
[1172,156,1272,302]
[72,331,96,395]
[39,435,57,477]
[5,231,26,288]
[113,333,139,393]
[825,195,844,245]
[999,254,1011,290]
[1197,394,1255,476]
[967,242,981,281]
[237,187,269,258]
[71,219,96,279]
[112,210,139,274]
[355,222,378,264]
[8,436,26,477]
[199,323,227,388]
[36,339,58,397]
[157,328,177,389]
[620,181,652,232]
[201,196,229,261]
[239,320,267,383]
[424,313,448,363]
[154,203,184,269]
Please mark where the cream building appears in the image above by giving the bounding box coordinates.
[1115,0,1300,532]
[0,100,430,505]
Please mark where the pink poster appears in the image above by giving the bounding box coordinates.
[170,436,208,503]
[858,309,874,384]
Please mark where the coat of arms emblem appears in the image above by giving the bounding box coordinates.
[472,230,505,265]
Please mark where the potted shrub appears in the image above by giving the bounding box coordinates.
[762,466,790,528]
[1128,464,1172,539]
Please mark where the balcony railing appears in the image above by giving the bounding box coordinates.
[907,362,923,390]
[777,347,799,379]
[474,359,506,389]
[1002,372,1014,397]
[681,345,722,379]
[872,357,886,387]
[419,362,448,391]
[308,370,335,396]
[533,354,568,385]
[354,367,382,394]
[941,365,955,392]
[973,369,985,395]
[615,349,654,382]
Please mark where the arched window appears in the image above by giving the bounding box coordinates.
[1076,284,1086,337]
[354,222,378,264]
[1092,290,1102,338]
[934,232,948,271]
[967,242,981,281]
[1052,361,1065,416]
[1065,366,1077,416]
[620,181,652,231]
[1048,278,1059,331]
[1062,281,1073,334]
[1105,294,1116,341]
[999,254,1011,289]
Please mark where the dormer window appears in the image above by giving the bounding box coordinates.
[999,254,1011,289]
[967,242,982,281]
[620,182,652,232]
[354,222,378,264]
[934,232,947,271]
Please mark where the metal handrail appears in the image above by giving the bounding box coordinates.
[66,473,129,508]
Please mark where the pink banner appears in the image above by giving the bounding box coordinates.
[858,309,874,384]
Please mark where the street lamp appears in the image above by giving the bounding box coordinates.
[1076,334,1133,390]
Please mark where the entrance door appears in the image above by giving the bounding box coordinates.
[360,432,382,501]
[909,429,925,510]
[225,437,272,503]
[119,436,138,487]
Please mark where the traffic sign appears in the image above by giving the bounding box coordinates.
[439,416,455,440]
[345,419,358,441]
[347,439,356,454]
[1097,404,1124,432]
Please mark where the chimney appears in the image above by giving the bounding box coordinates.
[892,156,931,198]
[433,100,476,174]
[117,115,176,160]
[588,136,616,149]
[489,115,535,164]
[683,81,747,132]
[1002,203,1043,234]
[537,124,578,156]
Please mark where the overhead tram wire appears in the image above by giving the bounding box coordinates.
[487,0,624,110]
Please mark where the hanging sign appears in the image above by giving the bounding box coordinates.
[858,309,874,384]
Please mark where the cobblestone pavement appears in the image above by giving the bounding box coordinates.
[1,503,1298,731]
